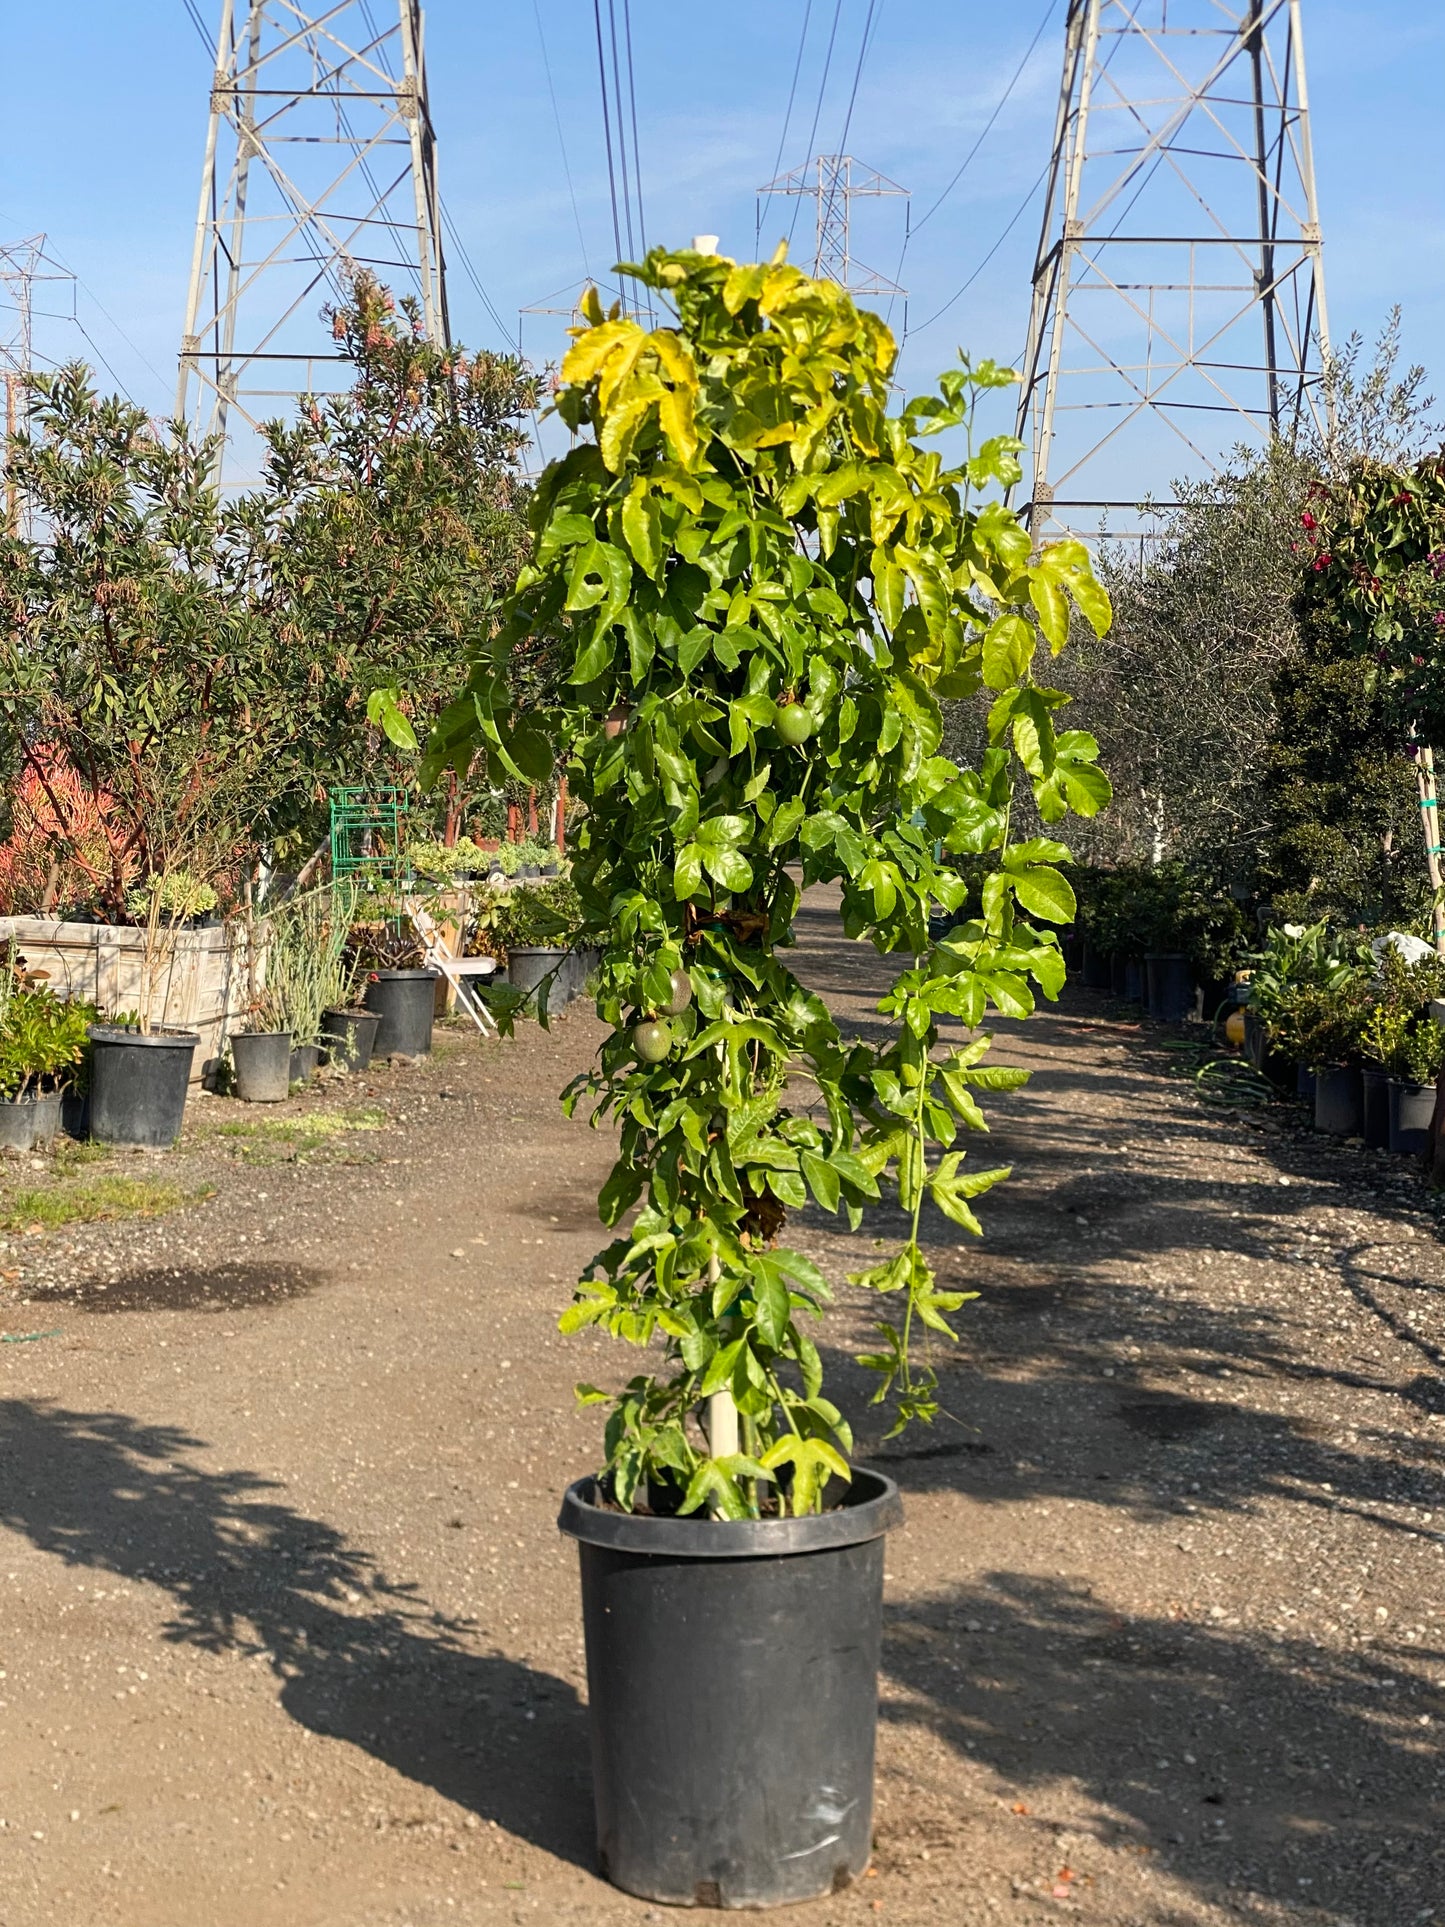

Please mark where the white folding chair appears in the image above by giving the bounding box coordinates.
[405,898,498,1036]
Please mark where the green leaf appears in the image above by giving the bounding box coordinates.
[621,486,663,575]
[752,1267,791,1349]
[800,1148,840,1213]
[1011,865,1076,924]
[981,613,1034,691]
[366,686,418,752]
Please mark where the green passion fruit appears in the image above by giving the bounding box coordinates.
[631,1018,673,1063]
[661,968,693,1017]
[774,701,814,746]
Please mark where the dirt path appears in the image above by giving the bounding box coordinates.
[0,889,1441,1926]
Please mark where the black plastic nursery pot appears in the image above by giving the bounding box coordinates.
[231,1030,291,1104]
[88,1025,198,1149]
[1122,956,1144,1003]
[1145,952,1193,1022]
[0,1092,61,1153]
[1081,943,1112,991]
[288,1043,320,1084]
[364,969,437,1058]
[60,1087,89,1141]
[506,946,570,1011]
[558,1468,903,1910]
[1361,1068,1391,1151]
[1314,1064,1362,1137]
[320,1006,380,1073]
[1388,1078,1434,1156]
[1296,1062,1316,1104]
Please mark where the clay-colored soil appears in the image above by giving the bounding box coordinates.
[0,888,1440,1926]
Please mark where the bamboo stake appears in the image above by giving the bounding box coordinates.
[1414,744,1445,958]
[705,1252,738,1508]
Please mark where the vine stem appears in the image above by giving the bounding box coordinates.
[898,1038,930,1405]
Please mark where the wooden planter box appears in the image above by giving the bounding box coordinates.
[0,917,249,1085]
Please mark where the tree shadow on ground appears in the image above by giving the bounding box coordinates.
[882,1573,1443,1926]
[0,1399,594,1867]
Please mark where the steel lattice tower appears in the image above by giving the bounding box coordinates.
[1017,0,1330,543]
[177,0,448,464]
[758,156,908,298]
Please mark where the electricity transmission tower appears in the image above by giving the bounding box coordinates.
[1,234,75,534]
[1017,0,1331,543]
[758,156,908,298]
[177,0,448,466]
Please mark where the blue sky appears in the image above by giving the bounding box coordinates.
[3,1,1441,497]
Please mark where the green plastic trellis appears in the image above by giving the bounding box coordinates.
[328,787,408,882]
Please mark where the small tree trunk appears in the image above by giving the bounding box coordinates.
[555,777,568,853]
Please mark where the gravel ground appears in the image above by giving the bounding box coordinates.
[0,888,1441,1926]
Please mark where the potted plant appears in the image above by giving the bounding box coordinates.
[1286,975,1369,1135]
[1386,1015,1443,1155]
[495,877,583,1015]
[428,246,1112,1906]
[346,914,437,1059]
[1248,919,1366,1093]
[258,886,359,1083]
[0,958,96,1152]
[89,849,232,1148]
[318,887,380,1072]
[1358,999,1405,1149]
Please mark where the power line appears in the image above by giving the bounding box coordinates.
[33,240,171,393]
[907,156,1052,338]
[605,2,638,265]
[533,0,591,281]
[917,0,1056,240]
[787,0,844,253]
[180,0,215,59]
[592,0,626,269]
[835,0,882,159]
[886,0,1056,329]
[622,3,651,262]
[760,1,814,250]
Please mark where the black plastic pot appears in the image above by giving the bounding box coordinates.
[1314,1064,1362,1137]
[1122,956,1144,1003]
[559,1469,903,1909]
[231,1029,291,1103]
[320,1006,380,1073]
[0,1091,61,1152]
[1145,952,1194,1022]
[567,944,602,1007]
[1081,943,1112,991]
[1388,1077,1434,1156]
[364,968,437,1057]
[1296,1062,1316,1104]
[88,1025,198,1149]
[60,1087,89,1141]
[506,946,569,1012]
[1110,950,1128,996]
[288,1043,320,1085]
[1361,1067,1390,1151]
